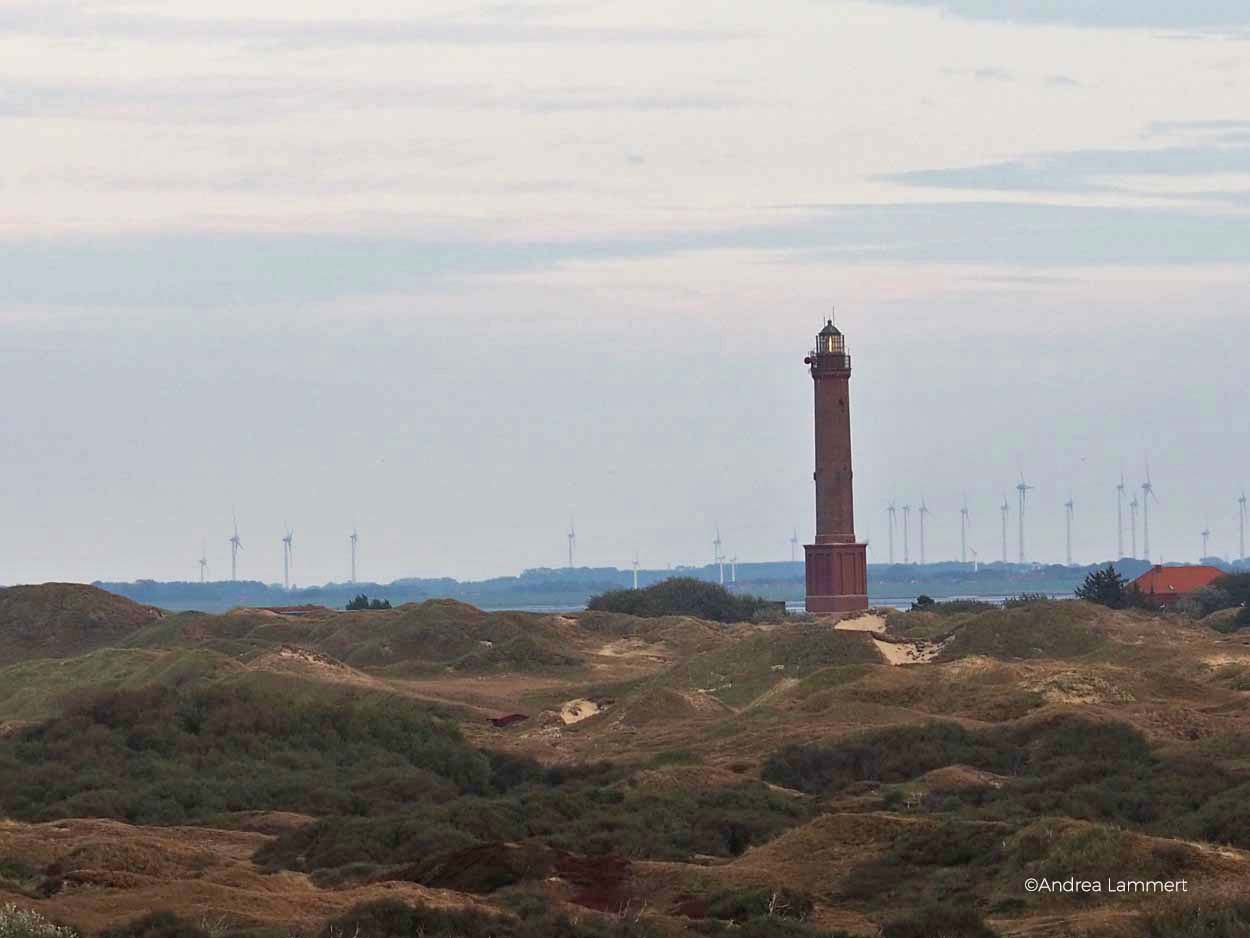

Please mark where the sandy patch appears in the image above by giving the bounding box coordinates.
[1022,670,1135,705]
[560,698,602,724]
[834,613,888,633]
[872,637,940,665]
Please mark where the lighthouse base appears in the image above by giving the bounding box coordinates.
[804,542,869,613]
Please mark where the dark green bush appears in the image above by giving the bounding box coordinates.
[1142,898,1250,937]
[881,905,999,938]
[587,578,773,623]
[704,887,814,922]
[319,899,659,938]
[0,681,488,823]
[98,912,210,938]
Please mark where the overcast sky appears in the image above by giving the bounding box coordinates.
[2,0,1248,585]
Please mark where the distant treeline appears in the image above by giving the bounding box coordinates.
[89,557,1243,613]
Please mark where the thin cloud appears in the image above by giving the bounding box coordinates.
[882,143,1250,193]
[4,202,1248,313]
[0,6,744,46]
[863,0,1250,30]
[0,77,740,126]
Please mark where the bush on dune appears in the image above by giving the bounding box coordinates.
[588,578,775,623]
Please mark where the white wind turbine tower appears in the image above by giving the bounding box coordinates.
[1202,527,1211,560]
[229,512,243,582]
[901,504,912,564]
[713,525,725,584]
[730,555,738,586]
[1129,493,1139,560]
[1016,472,1034,564]
[918,498,931,565]
[1141,463,1159,563]
[1000,496,1009,564]
[790,527,799,563]
[1116,475,1127,558]
[349,527,359,583]
[567,517,576,569]
[199,540,208,583]
[1239,492,1247,562]
[887,501,898,565]
[282,525,294,591]
[960,497,970,565]
[632,551,640,590]
[1064,495,1075,566]
[969,546,980,573]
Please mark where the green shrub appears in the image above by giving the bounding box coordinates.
[1142,898,1250,937]
[0,905,76,938]
[0,681,489,823]
[1075,566,1130,608]
[1215,574,1250,608]
[588,578,774,623]
[98,912,210,938]
[320,899,659,938]
[704,887,814,923]
[881,905,999,938]
[1002,593,1051,608]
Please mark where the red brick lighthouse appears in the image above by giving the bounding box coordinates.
[804,316,869,613]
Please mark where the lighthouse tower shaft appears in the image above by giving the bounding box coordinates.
[803,320,869,613]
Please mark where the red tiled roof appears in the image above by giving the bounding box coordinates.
[1133,565,1224,595]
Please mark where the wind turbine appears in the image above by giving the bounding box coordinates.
[1116,475,1127,558]
[349,527,359,583]
[1064,495,1075,566]
[730,555,738,586]
[567,516,576,569]
[1000,496,1009,564]
[887,501,898,565]
[969,546,980,573]
[790,527,799,563]
[1202,527,1212,560]
[1141,463,1159,563]
[632,551,640,590]
[901,503,912,564]
[198,540,208,583]
[1016,472,1034,564]
[282,525,294,591]
[918,498,931,566]
[960,497,970,565]
[1129,493,1139,560]
[713,525,725,585]
[1239,492,1247,562]
[229,512,242,582]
